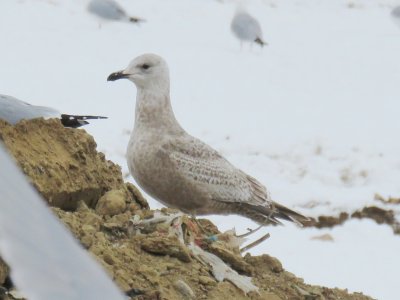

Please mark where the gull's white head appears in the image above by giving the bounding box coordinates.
[107,53,170,91]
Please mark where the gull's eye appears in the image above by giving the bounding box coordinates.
[141,64,150,70]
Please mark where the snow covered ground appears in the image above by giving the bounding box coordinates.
[1,0,400,299]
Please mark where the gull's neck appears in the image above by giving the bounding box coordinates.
[134,84,183,134]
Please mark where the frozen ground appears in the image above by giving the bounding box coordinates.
[0,0,399,299]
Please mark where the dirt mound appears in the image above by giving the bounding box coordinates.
[0,119,147,211]
[0,119,373,300]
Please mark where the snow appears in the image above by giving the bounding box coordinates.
[0,0,399,299]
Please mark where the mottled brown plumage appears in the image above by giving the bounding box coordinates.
[108,53,308,226]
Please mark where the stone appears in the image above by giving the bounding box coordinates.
[96,189,126,216]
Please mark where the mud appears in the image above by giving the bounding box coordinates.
[0,119,373,300]
[304,206,400,235]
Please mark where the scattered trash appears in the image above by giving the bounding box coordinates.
[189,243,259,295]
[129,210,259,294]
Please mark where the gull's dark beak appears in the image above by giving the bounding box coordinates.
[107,71,129,81]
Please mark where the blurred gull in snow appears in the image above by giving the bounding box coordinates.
[0,94,106,128]
[87,0,145,24]
[391,6,400,27]
[0,144,125,300]
[231,5,267,48]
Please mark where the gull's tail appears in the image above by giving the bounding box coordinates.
[268,202,310,226]
[254,37,267,47]
[129,16,146,24]
[240,201,310,227]
[60,114,107,128]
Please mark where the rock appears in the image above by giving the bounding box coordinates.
[140,234,192,263]
[80,234,93,249]
[244,253,283,274]
[102,253,114,265]
[174,280,195,299]
[96,189,126,216]
[208,243,253,275]
[198,275,216,286]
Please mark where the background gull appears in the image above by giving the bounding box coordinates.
[0,144,125,300]
[0,94,106,128]
[87,0,144,24]
[231,5,267,47]
[107,53,307,226]
[391,6,400,27]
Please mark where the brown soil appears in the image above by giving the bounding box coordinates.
[0,119,148,211]
[303,206,400,235]
[0,119,374,300]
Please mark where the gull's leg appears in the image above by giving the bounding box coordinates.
[235,224,263,238]
[240,232,270,253]
[189,213,207,233]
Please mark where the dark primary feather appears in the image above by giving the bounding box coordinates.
[60,114,107,128]
[129,16,145,23]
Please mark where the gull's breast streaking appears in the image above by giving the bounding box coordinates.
[0,94,106,128]
[107,53,307,226]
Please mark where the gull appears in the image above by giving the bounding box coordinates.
[231,6,267,47]
[0,143,125,300]
[0,94,106,128]
[87,0,145,24]
[107,53,308,227]
[391,6,400,27]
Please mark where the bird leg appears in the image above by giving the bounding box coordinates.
[240,232,270,253]
[235,224,263,238]
[189,214,208,234]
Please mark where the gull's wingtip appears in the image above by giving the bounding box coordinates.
[129,16,146,24]
[271,201,311,227]
[60,114,108,128]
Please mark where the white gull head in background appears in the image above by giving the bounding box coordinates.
[231,5,267,47]
[107,53,308,227]
[87,0,145,24]
[0,94,106,128]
